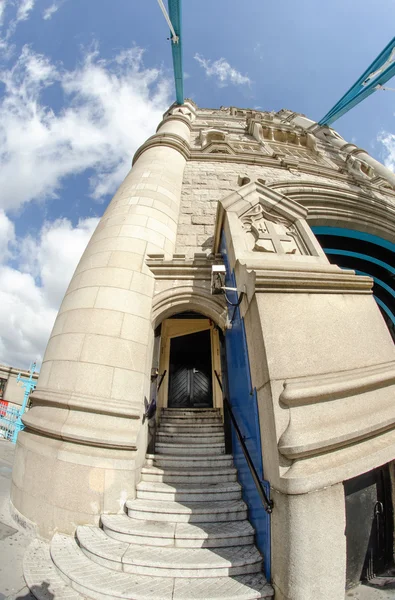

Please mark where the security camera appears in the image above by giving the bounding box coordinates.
[211,264,226,295]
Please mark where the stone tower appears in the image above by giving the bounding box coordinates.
[13,101,395,600]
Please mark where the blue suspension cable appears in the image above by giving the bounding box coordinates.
[167,0,184,105]
[319,37,395,126]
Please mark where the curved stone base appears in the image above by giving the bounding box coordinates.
[11,427,147,539]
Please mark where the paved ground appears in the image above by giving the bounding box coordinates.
[0,441,35,600]
[0,439,394,600]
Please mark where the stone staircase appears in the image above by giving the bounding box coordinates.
[24,407,274,600]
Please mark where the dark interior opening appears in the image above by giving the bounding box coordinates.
[344,464,394,588]
[168,329,213,408]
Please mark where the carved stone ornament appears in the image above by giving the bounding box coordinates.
[213,179,329,264]
[240,204,306,255]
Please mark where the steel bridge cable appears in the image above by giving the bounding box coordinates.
[319,37,395,125]
[156,0,184,105]
[157,0,178,43]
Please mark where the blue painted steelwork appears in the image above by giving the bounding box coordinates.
[319,37,395,125]
[322,248,395,275]
[353,270,395,327]
[374,296,395,325]
[354,272,395,300]
[13,363,37,442]
[220,233,271,581]
[312,226,395,332]
[0,405,20,441]
[312,227,395,253]
[167,0,184,105]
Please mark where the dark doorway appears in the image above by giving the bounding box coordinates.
[168,330,213,408]
[344,464,394,588]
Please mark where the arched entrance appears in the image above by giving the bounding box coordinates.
[155,311,223,413]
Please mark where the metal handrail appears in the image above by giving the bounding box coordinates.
[144,370,167,420]
[214,370,273,514]
[157,370,167,393]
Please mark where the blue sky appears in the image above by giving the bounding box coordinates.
[0,0,394,368]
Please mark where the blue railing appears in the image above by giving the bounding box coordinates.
[0,363,37,443]
[0,405,20,442]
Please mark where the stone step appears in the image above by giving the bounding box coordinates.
[156,432,225,445]
[141,465,237,483]
[24,538,86,600]
[155,442,225,455]
[136,480,242,502]
[77,527,263,578]
[101,514,255,548]
[159,423,224,434]
[51,533,175,599]
[146,453,234,469]
[160,417,223,425]
[173,575,274,600]
[162,408,220,416]
[50,534,273,599]
[126,498,248,523]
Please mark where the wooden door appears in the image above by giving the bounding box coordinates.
[168,330,212,408]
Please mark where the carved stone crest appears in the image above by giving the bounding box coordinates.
[240,204,306,255]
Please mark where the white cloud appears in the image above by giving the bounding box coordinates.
[0,44,171,211]
[378,131,395,172]
[0,0,7,26]
[4,0,35,39]
[0,209,15,263]
[0,40,171,369]
[0,217,99,369]
[16,0,34,22]
[194,53,251,87]
[42,1,64,20]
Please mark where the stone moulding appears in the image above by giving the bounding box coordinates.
[22,415,140,450]
[278,360,395,460]
[132,132,190,165]
[146,257,227,330]
[270,180,395,242]
[250,263,372,294]
[22,388,141,449]
[280,360,395,407]
[27,388,141,418]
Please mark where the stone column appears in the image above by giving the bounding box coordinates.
[271,484,346,600]
[11,102,195,538]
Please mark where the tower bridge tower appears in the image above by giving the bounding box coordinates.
[15,101,395,600]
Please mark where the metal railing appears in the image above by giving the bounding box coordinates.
[144,370,167,421]
[0,404,20,442]
[214,370,273,514]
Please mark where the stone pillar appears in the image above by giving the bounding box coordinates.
[11,102,194,538]
[271,484,346,600]
[214,178,395,599]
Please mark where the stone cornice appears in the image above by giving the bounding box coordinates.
[186,149,384,190]
[251,264,372,294]
[271,179,395,201]
[132,132,190,165]
[134,131,395,201]
[146,254,222,280]
[156,113,193,133]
